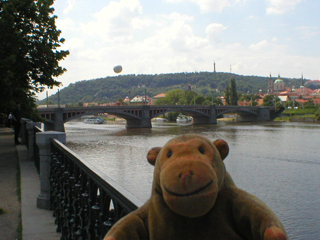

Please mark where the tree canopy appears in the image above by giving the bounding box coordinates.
[261,94,278,106]
[154,89,222,106]
[0,0,69,118]
[224,78,238,105]
[230,78,238,105]
[224,85,230,105]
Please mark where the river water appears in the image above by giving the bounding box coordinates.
[64,120,320,240]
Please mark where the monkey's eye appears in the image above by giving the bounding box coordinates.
[167,150,172,158]
[198,146,205,154]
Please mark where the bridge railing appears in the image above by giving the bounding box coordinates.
[20,121,143,239]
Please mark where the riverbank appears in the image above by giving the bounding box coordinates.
[275,108,320,123]
[275,116,320,123]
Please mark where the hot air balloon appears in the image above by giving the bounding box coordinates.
[113,65,122,73]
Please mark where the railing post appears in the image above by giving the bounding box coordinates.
[20,118,32,144]
[26,122,41,160]
[210,105,218,124]
[36,131,66,209]
[54,108,65,132]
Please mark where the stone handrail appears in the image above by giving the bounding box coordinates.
[49,139,143,238]
[20,120,143,239]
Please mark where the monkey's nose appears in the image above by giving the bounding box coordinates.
[179,171,194,179]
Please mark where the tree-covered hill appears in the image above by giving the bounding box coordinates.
[37,72,306,105]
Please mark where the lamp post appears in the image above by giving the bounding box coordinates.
[58,89,61,108]
[46,91,48,108]
[211,90,214,105]
[39,86,49,107]
[144,88,147,105]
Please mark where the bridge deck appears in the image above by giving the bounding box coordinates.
[37,105,275,131]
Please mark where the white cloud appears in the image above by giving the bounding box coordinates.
[146,18,208,55]
[165,0,246,12]
[164,12,194,22]
[248,39,287,54]
[63,0,76,14]
[248,39,270,51]
[248,15,257,19]
[206,23,227,43]
[266,0,303,15]
[65,37,84,50]
[132,18,154,30]
[190,0,232,12]
[296,26,319,39]
[164,0,185,2]
[81,0,142,41]
[209,40,312,80]
[56,18,76,32]
[206,23,227,35]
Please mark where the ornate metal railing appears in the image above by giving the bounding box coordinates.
[50,139,143,240]
[19,120,143,239]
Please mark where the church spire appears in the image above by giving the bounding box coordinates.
[268,72,274,94]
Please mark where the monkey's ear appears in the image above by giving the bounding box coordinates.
[213,139,229,161]
[147,147,162,166]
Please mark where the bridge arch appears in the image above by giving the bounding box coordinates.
[64,110,141,123]
[149,107,209,119]
[215,108,258,118]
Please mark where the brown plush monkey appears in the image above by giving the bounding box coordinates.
[104,134,287,240]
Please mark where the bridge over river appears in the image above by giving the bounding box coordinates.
[38,105,279,131]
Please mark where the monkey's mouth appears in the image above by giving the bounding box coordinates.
[164,180,213,197]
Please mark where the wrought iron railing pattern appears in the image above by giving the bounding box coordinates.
[50,139,143,239]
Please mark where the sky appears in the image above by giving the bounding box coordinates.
[38,0,320,100]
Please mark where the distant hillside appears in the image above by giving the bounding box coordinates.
[37,71,306,105]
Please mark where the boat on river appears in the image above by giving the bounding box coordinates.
[176,115,193,123]
[84,117,104,124]
[152,117,168,122]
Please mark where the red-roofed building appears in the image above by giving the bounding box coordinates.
[238,101,251,106]
[256,99,264,106]
[313,98,320,105]
[295,99,309,106]
[123,96,130,103]
[315,89,320,93]
[153,93,166,99]
[295,87,314,96]
[278,91,299,100]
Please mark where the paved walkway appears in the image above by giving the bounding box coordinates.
[0,127,60,240]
